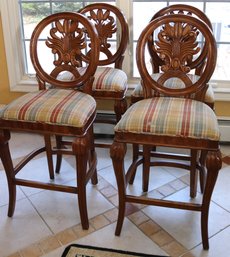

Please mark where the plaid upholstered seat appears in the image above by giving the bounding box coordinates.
[0,89,96,128]
[93,67,127,92]
[115,97,220,141]
[131,73,214,105]
[58,67,127,93]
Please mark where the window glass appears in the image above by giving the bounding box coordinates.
[18,0,115,74]
[17,0,230,82]
[132,1,230,81]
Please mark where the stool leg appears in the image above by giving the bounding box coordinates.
[128,144,140,185]
[190,149,198,198]
[44,135,54,179]
[73,135,89,230]
[199,150,208,193]
[0,130,16,217]
[88,126,98,185]
[55,135,63,174]
[110,141,127,236]
[142,145,151,192]
[201,150,222,250]
[114,98,127,122]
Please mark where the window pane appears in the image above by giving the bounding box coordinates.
[213,44,230,80]
[21,3,51,39]
[206,2,230,43]
[18,0,115,75]
[132,1,230,81]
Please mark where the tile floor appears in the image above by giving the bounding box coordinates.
[0,132,230,257]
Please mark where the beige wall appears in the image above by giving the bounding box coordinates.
[0,15,229,116]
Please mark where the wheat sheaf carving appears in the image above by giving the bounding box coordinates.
[88,9,117,56]
[46,19,86,67]
[154,22,200,73]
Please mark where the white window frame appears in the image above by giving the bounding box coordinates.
[1,0,230,100]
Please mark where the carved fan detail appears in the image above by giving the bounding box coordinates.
[46,19,86,68]
[88,9,117,57]
[153,22,200,73]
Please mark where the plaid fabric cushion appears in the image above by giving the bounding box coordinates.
[93,67,127,92]
[58,67,128,93]
[0,89,96,128]
[115,97,220,140]
[131,73,214,104]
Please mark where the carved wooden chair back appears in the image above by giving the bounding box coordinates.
[79,3,129,68]
[140,14,216,102]
[148,4,213,76]
[131,5,215,108]
[31,12,99,93]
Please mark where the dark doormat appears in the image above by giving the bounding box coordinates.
[61,243,169,257]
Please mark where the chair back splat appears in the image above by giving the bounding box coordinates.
[110,13,222,250]
[0,12,100,230]
[131,4,215,109]
[79,3,129,127]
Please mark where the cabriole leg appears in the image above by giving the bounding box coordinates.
[201,150,222,250]
[0,130,16,217]
[73,135,89,230]
[110,141,127,236]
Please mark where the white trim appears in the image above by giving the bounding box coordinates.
[0,0,38,92]
[116,0,133,78]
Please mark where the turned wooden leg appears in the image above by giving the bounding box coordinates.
[44,135,54,179]
[88,126,98,185]
[128,144,140,184]
[55,135,63,174]
[114,98,127,122]
[73,135,89,230]
[110,141,127,236]
[190,149,198,198]
[0,130,16,217]
[201,150,222,250]
[142,145,151,192]
[199,150,208,193]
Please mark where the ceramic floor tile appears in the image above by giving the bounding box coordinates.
[1,133,230,257]
[9,132,44,159]
[29,184,114,234]
[162,166,189,179]
[17,157,78,196]
[99,164,178,195]
[211,165,230,212]
[95,147,113,170]
[44,220,169,257]
[142,187,230,249]
[0,198,52,257]
[190,226,230,257]
[0,171,26,207]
